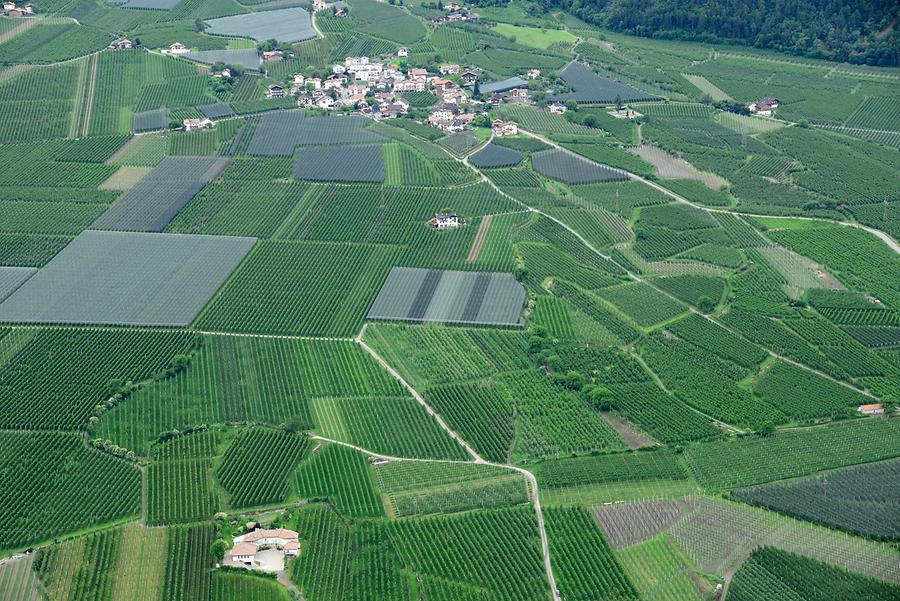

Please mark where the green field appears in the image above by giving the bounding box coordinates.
[0,1,898,597]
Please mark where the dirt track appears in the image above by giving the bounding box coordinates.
[466,214,493,263]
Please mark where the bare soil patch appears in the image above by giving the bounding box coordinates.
[466,214,493,263]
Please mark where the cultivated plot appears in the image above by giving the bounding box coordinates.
[294,145,384,182]
[629,144,726,189]
[469,143,524,168]
[553,61,659,103]
[91,156,230,232]
[0,266,35,302]
[112,0,182,8]
[0,230,255,326]
[367,267,526,327]
[248,112,384,156]
[183,49,260,71]
[204,8,315,43]
[133,108,167,132]
[197,101,234,119]
[532,148,628,184]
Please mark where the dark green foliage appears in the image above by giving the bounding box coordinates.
[389,506,549,601]
[734,458,900,539]
[0,431,140,551]
[534,450,689,489]
[217,428,308,508]
[0,328,195,430]
[684,418,900,489]
[729,547,900,601]
[640,332,786,430]
[163,524,214,601]
[292,505,411,600]
[544,507,639,601]
[752,361,870,419]
[295,443,384,517]
[653,275,726,309]
[666,313,767,368]
[425,382,514,463]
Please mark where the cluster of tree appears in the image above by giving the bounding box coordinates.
[90,438,137,462]
[545,0,899,66]
[528,326,615,410]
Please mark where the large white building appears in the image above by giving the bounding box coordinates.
[231,528,300,566]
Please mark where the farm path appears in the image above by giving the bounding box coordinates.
[352,321,562,600]
[139,465,147,526]
[81,52,99,138]
[310,434,562,601]
[460,129,878,403]
[355,323,483,462]
[515,130,881,399]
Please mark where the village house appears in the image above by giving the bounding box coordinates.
[526,69,541,79]
[394,78,425,93]
[461,71,477,86]
[266,84,285,99]
[549,102,567,115]
[507,87,529,104]
[444,2,461,10]
[440,64,460,75]
[212,67,232,79]
[492,119,518,136]
[332,63,346,74]
[2,2,33,15]
[748,97,780,116]
[442,89,467,105]
[397,47,408,58]
[488,92,503,107]
[313,0,326,10]
[164,42,189,55]
[431,213,460,229]
[183,118,214,131]
[262,49,283,62]
[432,78,454,94]
[315,94,335,109]
[858,403,884,415]
[379,101,407,118]
[108,38,132,50]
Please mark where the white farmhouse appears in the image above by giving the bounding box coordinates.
[183,118,214,131]
[431,213,460,229]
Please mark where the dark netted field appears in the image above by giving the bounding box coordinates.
[531,148,628,184]
[294,145,385,183]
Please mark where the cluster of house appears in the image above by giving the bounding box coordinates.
[2,1,33,16]
[312,0,346,15]
[431,2,479,25]
[274,54,481,121]
[747,97,780,117]
[230,528,299,566]
[487,87,530,108]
